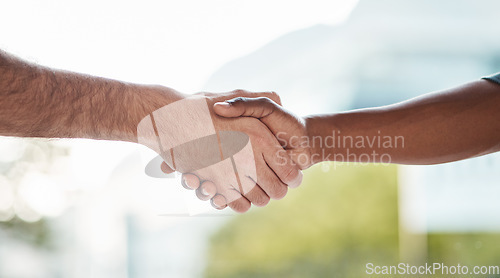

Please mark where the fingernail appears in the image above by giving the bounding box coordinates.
[181,176,189,189]
[288,171,303,189]
[215,102,231,108]
[196,187,211,201]
[211,194,227,210]
[181,173,200,190]
[200,181,215,197]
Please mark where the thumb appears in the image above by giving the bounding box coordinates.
[213,97,278,119]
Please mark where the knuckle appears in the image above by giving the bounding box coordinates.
[255,97,277,113]
[232,89,247,95]
[257,96,272,104]
[267,91,281,104]
[231,96,247,103]
[279,165,299,185]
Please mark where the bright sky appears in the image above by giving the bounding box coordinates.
[0,0,358,92]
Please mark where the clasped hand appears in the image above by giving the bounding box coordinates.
[142,90,311,213]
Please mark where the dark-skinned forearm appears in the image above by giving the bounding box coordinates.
[305,80,500,165]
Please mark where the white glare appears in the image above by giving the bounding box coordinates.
[14,199,42,223]
[0,137,25,163]
[18,173,67,218]
[0,176,15,211]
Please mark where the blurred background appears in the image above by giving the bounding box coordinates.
[1,0,500,277]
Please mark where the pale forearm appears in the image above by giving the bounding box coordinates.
[306,80,500,165]
[0,50,183,142]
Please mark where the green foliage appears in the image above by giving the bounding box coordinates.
[205,163,500,278]
[0,217,53,248]
[428,234,500,271]
[205,163,400,278]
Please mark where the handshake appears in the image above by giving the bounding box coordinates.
[1,50,497,214]
[138,90,316,213]
[136,78,500,214]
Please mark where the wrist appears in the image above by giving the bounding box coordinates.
[135,92,223,173]
[122,85,185,143]
[304,114,342,164]
[304,115,323,165]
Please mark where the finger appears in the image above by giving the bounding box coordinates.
[161,161,175,174]
[228,90,282,106]
[214,97,277,119]
[263,145,303,188]
[240,126,302,188]
[195,180,217,201]
[214,97,297,139]
[254,158,288,200]
[181,173,200,190]
[215,98,303,187]
[193,159,251,213]
[210,194,227,210]
[210,193,251,213]
[241,178,270,207]
[192,159,239,203]
[228,143,271,206]
[227,194,251,213]
[216,183,252,213]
